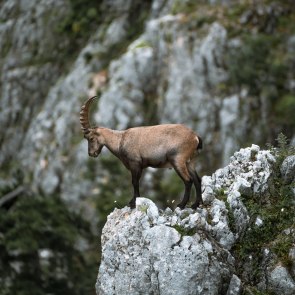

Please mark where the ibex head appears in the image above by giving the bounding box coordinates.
[80,96,104,157]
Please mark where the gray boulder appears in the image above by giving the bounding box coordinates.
[268,266,295,295]
[96,198,234,295]
[226,274,242,295]
[280,155,295,185]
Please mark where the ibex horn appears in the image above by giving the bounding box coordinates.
[80,96,97,132]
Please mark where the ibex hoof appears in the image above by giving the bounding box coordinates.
[128,201,136,209]
[191,202,202,210]
[176,203,186,210]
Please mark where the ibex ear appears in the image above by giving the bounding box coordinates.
[94,128,101,136]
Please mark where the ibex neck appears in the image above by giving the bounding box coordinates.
[100,128,124,157]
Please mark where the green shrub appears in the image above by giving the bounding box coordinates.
[58,0,101,38]
[223,1,295,137]
[171,0,199,15]
[275,94,295,128]
[0,193,97,295]
[233,134,295,288]
[226,34,280,95]
[172,224,196,237]
[267,132,295,167]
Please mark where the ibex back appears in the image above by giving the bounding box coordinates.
[80,96,203,209]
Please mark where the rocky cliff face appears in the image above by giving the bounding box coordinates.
[1,0,294,211]
[96,145,295,295]
[0,0,71,165]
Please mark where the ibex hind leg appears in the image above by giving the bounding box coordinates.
[190,170,202,209]
[187,160,202,209]
[177,180,193,209]
[172,159,192,209]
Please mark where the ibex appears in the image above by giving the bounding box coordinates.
[80,96,203,209]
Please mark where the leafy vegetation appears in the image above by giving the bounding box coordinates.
[216,188,237,233]
[226,34,282,95]
[232,134,295,291]
[172,224,197,237]
[58,0,101,43]
[138,203,149,214]
[171,0,199,15]
[267,133,295,166]
[274,94,295,128]
[132,40,152,50]
[57,0,152,66]
[0,191,97,295]
[224,1,295,138]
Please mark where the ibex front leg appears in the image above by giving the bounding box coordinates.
[129,167,142,209]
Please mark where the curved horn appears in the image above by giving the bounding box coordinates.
[80,96,97,132]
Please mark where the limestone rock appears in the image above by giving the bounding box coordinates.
[0,0,71,165]
[268,266,295,295]
[280,155,295,185]
[226,274,242,295]
[96,198,234,295]
[289,247,295,277]
[97,146,295,295]
[203,145,275,238]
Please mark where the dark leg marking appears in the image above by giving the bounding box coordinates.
[129,168,142,209]
[190,170,203,209]
[177,180,193,209]
[172,159,192,209]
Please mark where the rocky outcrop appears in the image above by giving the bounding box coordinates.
[97,198,234,295]
[96,146,295,295]
[281,155,295,185]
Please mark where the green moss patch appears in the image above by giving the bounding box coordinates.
[232,135,295,289]
[172,224,197,237]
